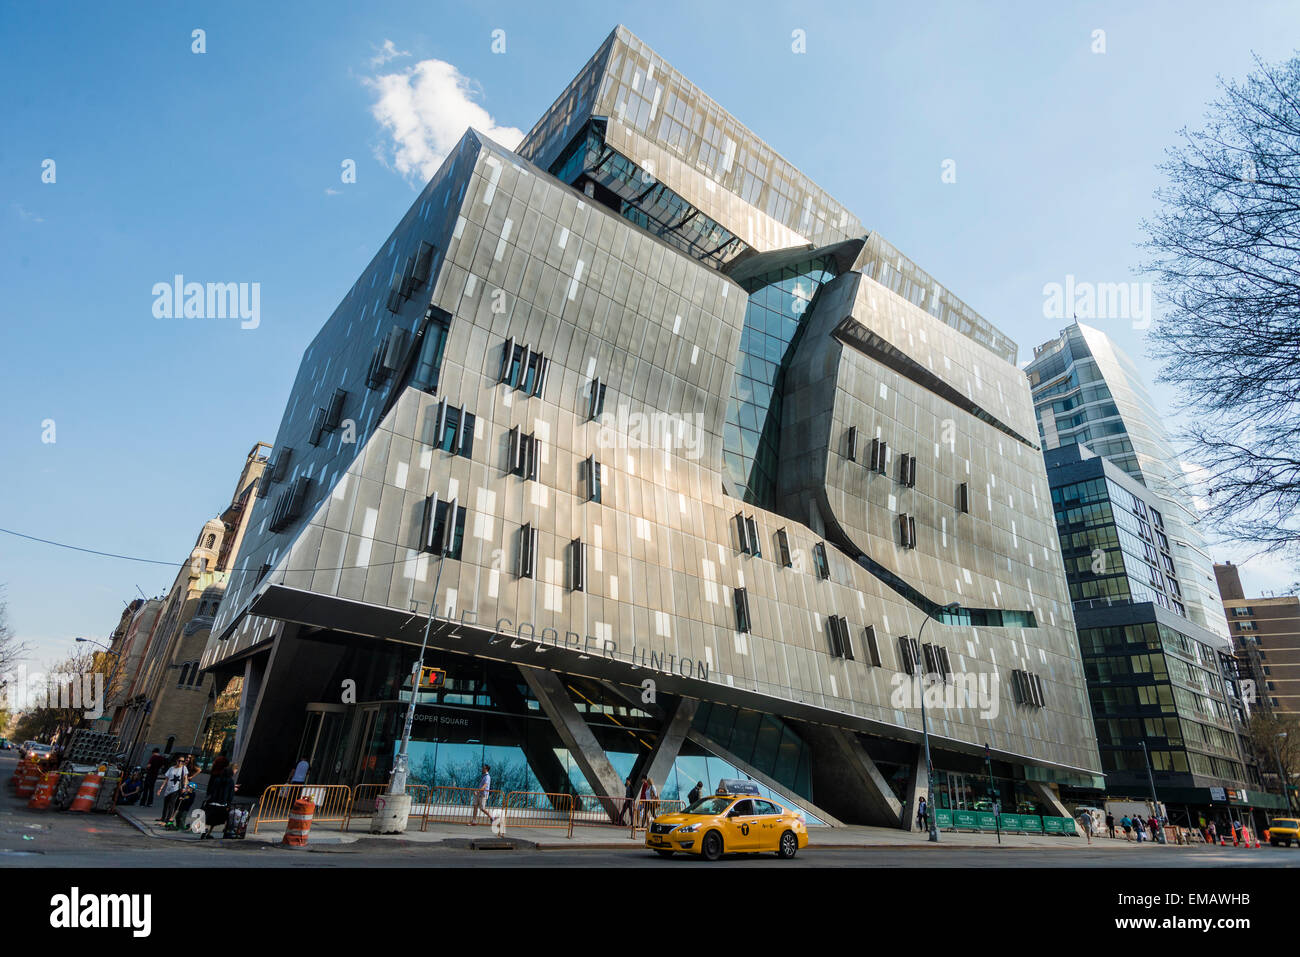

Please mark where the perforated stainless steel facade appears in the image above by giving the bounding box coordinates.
[203,26,1101,812]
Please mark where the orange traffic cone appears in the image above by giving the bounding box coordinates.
[28,772,58,810]
[69,772,103,812]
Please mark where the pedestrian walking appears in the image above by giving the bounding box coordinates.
[638,777,658,828]
[916,796,928,831]
[155,755,188,828]
[1207,820,1217,844]
[1078,811,1092,843]
[141,749,165,808]
[616,776,635,824]
[1105,812,1115,838]
[200,761,235,839]
[470,763,493,826]
[1120,814,1133,841]
[688,781,703,806]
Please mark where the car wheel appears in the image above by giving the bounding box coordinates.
[701,830,723,861]
[653,849,674,858]
[777,830,798,859]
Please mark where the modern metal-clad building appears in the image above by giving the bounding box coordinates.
[202,26,1100,826]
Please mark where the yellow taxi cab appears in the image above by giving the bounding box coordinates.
[645,780,809,860]
[1267,818,1299,847]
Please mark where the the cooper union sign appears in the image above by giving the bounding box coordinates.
[421,608,712,684]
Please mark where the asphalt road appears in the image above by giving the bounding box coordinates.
[4,752,1297,868]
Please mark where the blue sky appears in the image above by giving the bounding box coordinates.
[2,1,1297,667]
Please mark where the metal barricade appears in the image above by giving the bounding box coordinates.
[418,785,505,830]
[344,783,429,831]
[502,790,584,833]
[253,784,353,833]
[629,798,685,837]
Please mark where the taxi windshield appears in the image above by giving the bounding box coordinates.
[1272,819,1298,828]
[684,797,734,816]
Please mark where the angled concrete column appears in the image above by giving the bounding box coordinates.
[686,728,844,827]
[520,667,625,817]
[641,697,698,794]
[900,748,930,831]
[1027,780,1081,835]
[798,724,902,827]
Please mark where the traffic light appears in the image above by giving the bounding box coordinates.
[418,666,445,691]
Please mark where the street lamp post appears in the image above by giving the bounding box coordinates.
[985,742,1001,845]
[1139,741,1167,844]
[915,601,960,844]
[388,557,446,797]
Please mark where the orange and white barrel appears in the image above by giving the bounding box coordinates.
[28,772,59,810]
[15,763,41,798]
[69,772,103,812]
[282,798,315,847]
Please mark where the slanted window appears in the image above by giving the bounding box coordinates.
[827,615,854,660]
[733,587,751,633]
[898,635,920,675]
[736,513,761,556]
[419,494,465,559]
[776,528,792,568]
[958,482,970,514]
[898,514,917,549]
[267,447,293,485]
[813,542,830,581]
[509,428,540,480]
[411,307,452,394]
[863,625,882,667]
[518,523,539,579]
[846,426,857,462]
[588,377,608,420]
[269,476,311,532]
[570,538,586,592]
[898,453,917,488]
[870,438,888,474]
[434,402,475,458]
[586,456,602,503]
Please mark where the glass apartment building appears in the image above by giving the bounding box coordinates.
[200,26,1102,827]
[1025,323,1228,643]
[1044,444,1275,821]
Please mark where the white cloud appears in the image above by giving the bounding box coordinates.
[366,58,523,185]
[370,39,410,67]
[13,204,44,224]
[324,187,341,196]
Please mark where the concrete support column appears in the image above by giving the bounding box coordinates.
[1027,780,1079,834]
[641,697,698,795]
[900,748,930,831]
[520,667,625,818]
[799,724,902,827]
[686,728,844,827]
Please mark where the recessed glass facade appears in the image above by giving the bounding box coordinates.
[723,256,836,506]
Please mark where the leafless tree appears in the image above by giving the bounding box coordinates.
[1141,52,1300,560]
[0,585,30,690]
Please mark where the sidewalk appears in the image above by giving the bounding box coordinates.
[115,801,1223,852]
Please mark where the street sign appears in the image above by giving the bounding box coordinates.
[1210,787,1226,801]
